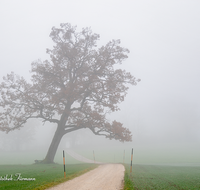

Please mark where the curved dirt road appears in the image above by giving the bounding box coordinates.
[47,164,125,190]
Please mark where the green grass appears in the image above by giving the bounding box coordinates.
[123,164,200,190]
[0,163,97,190]
[123,170,134,190]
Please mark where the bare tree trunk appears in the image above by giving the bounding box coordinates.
[42,125,64,164]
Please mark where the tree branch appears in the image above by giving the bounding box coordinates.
[64,125,85,134]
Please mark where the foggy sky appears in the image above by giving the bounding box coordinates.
[0,0,200,164]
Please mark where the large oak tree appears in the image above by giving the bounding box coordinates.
[0,23,139,163]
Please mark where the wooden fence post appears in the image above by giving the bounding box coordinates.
[130,148,133,174]
[63,150,66,177]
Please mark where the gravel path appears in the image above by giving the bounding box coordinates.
[46,164,125,190]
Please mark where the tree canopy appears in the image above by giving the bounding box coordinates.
[0,23,139,163]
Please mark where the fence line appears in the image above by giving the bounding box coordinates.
[65,149,102,164]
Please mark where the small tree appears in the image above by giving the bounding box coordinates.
[0,23,139,163]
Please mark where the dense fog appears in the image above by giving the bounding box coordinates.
[0,0,200,165]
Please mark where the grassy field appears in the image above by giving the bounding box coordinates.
[1,162,200,190]
[123,164,200,190]
[0,163,97,190]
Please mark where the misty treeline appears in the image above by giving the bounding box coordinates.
[0,23,139,163]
